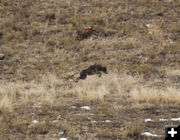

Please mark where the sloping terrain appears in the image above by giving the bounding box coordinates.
[0,0,180,139]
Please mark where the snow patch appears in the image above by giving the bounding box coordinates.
[171,118,180,121]
[32,120,38,124]
[81,106,90,110]
[145,118,153,122]
[159,118,168,121]
[104,120,111,123]
[59,138,67,140]
[141,132,159,137]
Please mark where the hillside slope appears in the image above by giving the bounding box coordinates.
[0,0,180,139]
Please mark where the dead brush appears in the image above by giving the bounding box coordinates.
[28,122,49,135]
[76,26,99,41]
[122,120,144,139]
[134,64,162,79]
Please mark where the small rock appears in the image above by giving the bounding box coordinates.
[0,53,5,60]
[52,120,58,123]
[91,120,97,123]
[59,130,65,135]
[146,24,153,28]
[164,0,174,2]
[57,115,62,119]
[71,106,76,109]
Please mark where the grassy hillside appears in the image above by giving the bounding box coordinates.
[0,0,180,139]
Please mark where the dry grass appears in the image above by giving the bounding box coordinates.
[0,72,179,109]
[131,87,180,105]
[0,95,12,133]
[0,72,179,139]
[0,0,180,139]
[73,73,180,106]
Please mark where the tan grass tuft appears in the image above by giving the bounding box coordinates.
[130,86,180,105]
[0,95,13,114]
[123,120,145,138]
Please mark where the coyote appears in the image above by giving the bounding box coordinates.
[79,64,108,80]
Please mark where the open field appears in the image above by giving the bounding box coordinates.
[0,0,180,139]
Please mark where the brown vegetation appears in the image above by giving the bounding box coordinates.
[0,0,180,139]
